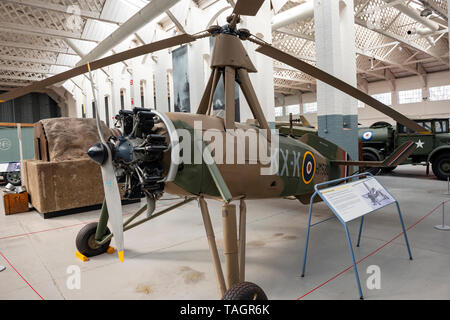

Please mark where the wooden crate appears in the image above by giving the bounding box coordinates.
[3,191,29,215]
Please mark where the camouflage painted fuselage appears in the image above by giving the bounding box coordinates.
[162,113,349,202]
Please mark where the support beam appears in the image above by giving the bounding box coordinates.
[271,0,314,30]
[355,17,449,66]
[0,75,44,81]
[0,24,95,42]
[64,39,112,79]
[3,0,122,25]
[0,81,28,87]
[384,68,397,91]
[356,48,420,77]
[357,74,369,93]
[165,9,186,34]
[0,41,76,55]
[0,65,55,74]
[0,55,73,67]
[76,0,182,67]
[272,2,448,67]
[417,0,448,20]
[384,0,440,31]
[275,27,314,42]
[274,74,314,83]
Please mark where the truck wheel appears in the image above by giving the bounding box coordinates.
[432,154,450,181]
[76,223,111,257]
[6,172,21,186]
[362,152,380,176]
[222,282,268,300]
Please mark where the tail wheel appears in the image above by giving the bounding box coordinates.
[381,166,397,173]
[222,282,268,300]
[432,153,450,181]
[362,152,380,176]
[76,222,111,257]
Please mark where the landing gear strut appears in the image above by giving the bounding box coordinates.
[199,197,268,300]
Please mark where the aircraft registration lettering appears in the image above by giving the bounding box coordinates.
[278,149,302,178]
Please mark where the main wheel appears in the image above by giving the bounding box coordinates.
[432,153,450,181]
[222,282,268,300]
[76,222,111,257]
[362,152,380,176]
[6,171,21,186]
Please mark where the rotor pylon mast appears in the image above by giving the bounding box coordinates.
[196,29,271,139]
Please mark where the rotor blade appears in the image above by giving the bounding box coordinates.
[233,0,265,16]
[256,44,428,133]
[101,149,125,262]
[0,34,196,103]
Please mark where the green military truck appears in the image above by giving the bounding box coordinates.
[359,118,450,180]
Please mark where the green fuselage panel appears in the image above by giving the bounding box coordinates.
[169,120,342,199]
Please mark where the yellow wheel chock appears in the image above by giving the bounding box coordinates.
[75,251,89,262]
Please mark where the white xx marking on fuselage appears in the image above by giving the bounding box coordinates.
[278,149,302,178]
[280,149,289,177]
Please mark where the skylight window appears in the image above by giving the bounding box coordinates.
[303,102,317,114]
[398,89,422,104]
[371,92,392,106]
[286,104,300,115]
[429,85,450,101]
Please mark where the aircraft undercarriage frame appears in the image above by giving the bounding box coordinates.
[93,195,248,299]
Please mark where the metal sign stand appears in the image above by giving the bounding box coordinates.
[444,177,450,196]
[434,201,450,231]
[300,173,413,299]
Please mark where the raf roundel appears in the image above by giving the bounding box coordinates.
[302,151,316,184]
[362,131,374,141]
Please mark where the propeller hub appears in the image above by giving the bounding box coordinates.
[88,142,108,165]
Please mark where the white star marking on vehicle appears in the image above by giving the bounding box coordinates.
[416,140,425,148]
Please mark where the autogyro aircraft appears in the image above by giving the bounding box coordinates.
[0,0,424,300]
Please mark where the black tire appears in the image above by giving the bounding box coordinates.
[381,166,397,173]
[432,153,450,181]
[222,282,268,300]
[6,172,21,186]
[362,152,381,176]
[76,222,111,257]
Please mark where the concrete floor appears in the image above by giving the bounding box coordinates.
[1,164,449,300]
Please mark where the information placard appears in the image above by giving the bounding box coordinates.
[321,177,395,222]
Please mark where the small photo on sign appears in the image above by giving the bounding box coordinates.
[356,179,395,211]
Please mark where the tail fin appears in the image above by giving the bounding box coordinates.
[299,133,353,178]
[299,115,314,128]
[331,141,417,168]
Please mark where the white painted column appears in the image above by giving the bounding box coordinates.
[187,6,209,113]
[109,77,120,116]
[314,0,359,159]
[154,49,172,113]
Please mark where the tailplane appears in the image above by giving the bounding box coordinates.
[331,141,417,168]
